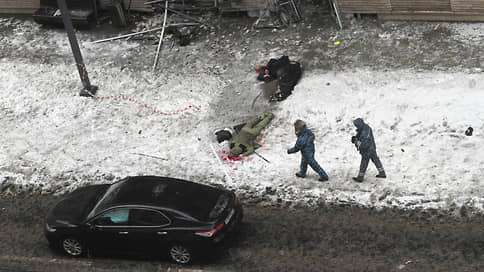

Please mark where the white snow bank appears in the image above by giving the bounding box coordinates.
[1,57,483,212]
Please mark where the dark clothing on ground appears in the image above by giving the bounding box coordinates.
[288,125,328,180]
[257,56,302,101]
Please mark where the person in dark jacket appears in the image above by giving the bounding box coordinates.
[288,120,329,182]
[351,118,386,182]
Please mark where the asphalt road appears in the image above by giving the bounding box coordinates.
[0,193,483,272]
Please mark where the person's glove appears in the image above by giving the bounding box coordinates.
[287,149,291,154]
[351,136,357,144]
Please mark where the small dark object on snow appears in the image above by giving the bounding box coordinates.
[215,130,232,143]
[401,148,405,152]
[465,127,473,136]
[265,186,276,195]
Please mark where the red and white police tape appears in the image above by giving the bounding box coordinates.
[77,63,202,115]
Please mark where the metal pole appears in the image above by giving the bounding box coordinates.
[152,0,168,72]
[131,153,167,160]
[254,151,270,163]
[89,23,199,44]
[57,0,98,97]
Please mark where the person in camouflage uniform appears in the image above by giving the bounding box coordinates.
[228,113,274,157]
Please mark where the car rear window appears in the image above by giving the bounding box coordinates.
[208,193,230,219]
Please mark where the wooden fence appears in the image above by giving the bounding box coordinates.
[0,0,40,14]
[336,0,484,21]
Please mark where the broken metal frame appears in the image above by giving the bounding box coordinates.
[56,0,97,97]
[89,23,199,44]
[279,0,302,22]
[331,0,343,30]
[166,7,212,27]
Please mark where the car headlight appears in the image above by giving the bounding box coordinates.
[45,223,56,232]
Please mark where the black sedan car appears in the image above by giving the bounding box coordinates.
[44,176,243,264]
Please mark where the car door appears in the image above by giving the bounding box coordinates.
[125,208,172,254]
[85,208,132,254]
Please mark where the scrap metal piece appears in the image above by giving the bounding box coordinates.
[152,0,169,71]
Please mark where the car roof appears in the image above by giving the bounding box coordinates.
[100,176,225,221]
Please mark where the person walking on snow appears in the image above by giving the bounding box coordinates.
[351,118,386,182]
[288,120,329,182]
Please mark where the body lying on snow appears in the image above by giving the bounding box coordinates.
[215,113,274,157]
[215,116,387,183]
[257,55,302,102]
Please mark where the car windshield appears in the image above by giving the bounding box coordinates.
[87,179,127,219]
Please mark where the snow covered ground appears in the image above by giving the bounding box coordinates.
[1,16,483,213]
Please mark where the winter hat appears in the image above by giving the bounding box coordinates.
[294,119,305,136]
[353,118,365,129]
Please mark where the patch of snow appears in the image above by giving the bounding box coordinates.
[1,18,483,213]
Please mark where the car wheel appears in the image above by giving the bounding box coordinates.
[61,237,84,257]
[169,244,192,264]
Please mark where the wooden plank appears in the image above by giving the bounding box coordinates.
[337,0,391,13]
[100,0,153,12]
[230,0,267,11]
[379,12,484,21]
[391,0,451,12]
[0,8,38,14]
[0,0,39,14]
[125,0,153,11]
[451,0,484,12]
[0,0,39,9]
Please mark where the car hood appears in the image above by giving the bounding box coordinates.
[47,184,110,226]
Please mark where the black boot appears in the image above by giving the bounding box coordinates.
[296,172,305,178]
[319,176,328,182]
[352,176,363,182]
[376,168,386,178]
[376,172,386,178]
